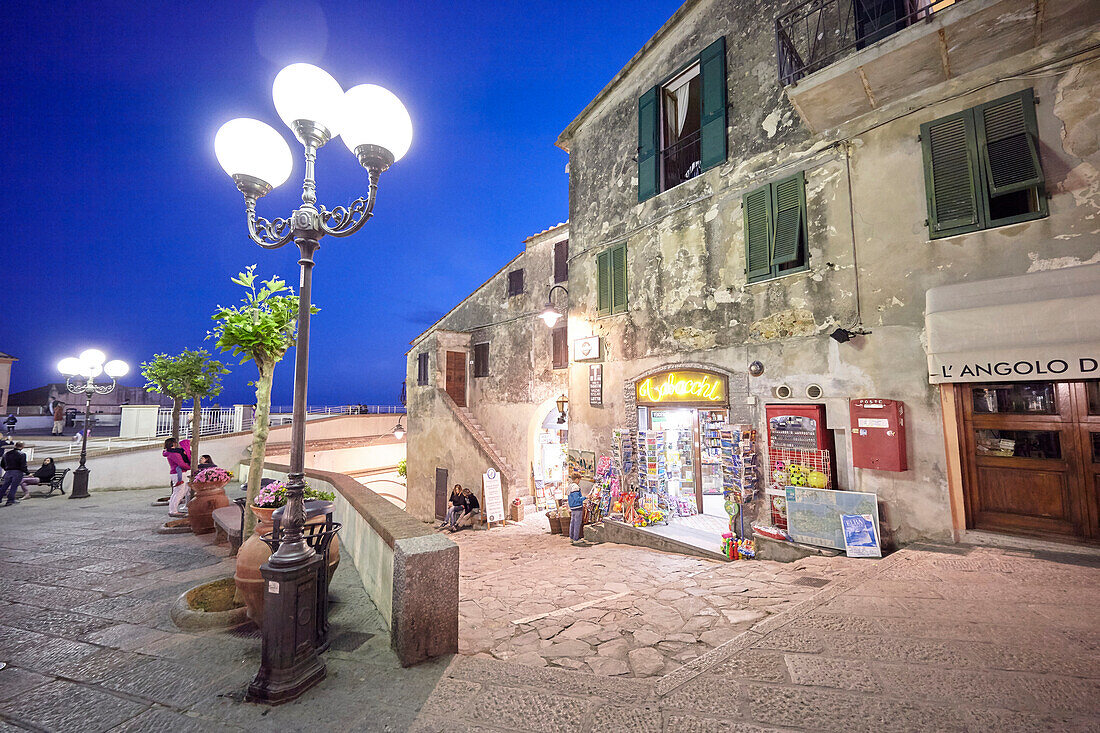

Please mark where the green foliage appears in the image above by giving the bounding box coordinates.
[207,265,318,370]
[397,459,407,478]
[141,350,228,400]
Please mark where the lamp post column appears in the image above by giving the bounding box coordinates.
[70,387,94,499]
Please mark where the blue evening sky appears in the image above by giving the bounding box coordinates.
[2,1,681,406]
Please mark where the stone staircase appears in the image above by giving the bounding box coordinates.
[439,393,528,504]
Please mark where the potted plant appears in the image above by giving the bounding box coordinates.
[186,466,233,534]
[234,479,341,625]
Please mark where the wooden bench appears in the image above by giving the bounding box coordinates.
[213,498,247,553]
[30,468,69,498]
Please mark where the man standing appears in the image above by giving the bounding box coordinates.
[52,402,65,435]
[1,442,28,506]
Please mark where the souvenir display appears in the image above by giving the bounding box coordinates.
[763,448,831,532]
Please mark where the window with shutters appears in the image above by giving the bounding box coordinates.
[639,37,726,201]
[743,172,809,283]
[921,89,1046,239]
[472,342,489,378]
[596,243,628,316]
[507,269,524,297]
[416,352,429,386]
[554,239,569,283]
[552,325,568,370]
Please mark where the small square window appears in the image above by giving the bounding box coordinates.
[473,343,489,378]
[507,269,524,297]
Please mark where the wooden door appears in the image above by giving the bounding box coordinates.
[960,381,1093,541]
[434,468,449,520]
[1072,381,1100,540]
[445,351,466,407]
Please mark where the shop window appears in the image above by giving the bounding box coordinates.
[975,429,1061,460]
[552,325,568,370]
[473,342,489,378]
[921,88,1047,239]
[1091,432,1100,463]
[596,243,627,316]
[1086,381,1100,415]
[638,36,726,201]
[554,239,569,283]
[416,352,429,386]
[972,383,1056,415]
[507,269,524,297]
[744,171,808,282]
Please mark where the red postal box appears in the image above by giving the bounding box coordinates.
[850,399,907,471]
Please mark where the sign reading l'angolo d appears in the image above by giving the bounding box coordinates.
[635,370,727,404]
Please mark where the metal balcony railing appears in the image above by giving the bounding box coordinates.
[662,130,703,190]
[776,0,959,86]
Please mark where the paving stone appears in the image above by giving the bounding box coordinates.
[627,647,666,677]
[467,685,588,733]
[558,620,601,640]
[99,657,235,707]
[0,666,53,702]
[588,703,662,732]
[586,656,630,676]
[81,623,175,651]
[784,653,881,692]
[2,679,146,733]
[661,676,748,717]
[542,639,592,659]
[632,629,660,647]
[110,707,236,733]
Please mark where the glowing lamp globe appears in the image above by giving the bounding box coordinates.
[539,304,562,328]
[57,357,82,376]
[104,360,129,379]
[80,349,106,366]
[214,118,293,192]
[341,84,412,167]
[272,63,344,139]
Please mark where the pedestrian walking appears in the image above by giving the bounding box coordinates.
[51,402,65,435]
[3,414,16,435]
[0,442,29,506]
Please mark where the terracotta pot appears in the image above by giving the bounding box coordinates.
[233,505,341,627]
[187,480,231,535]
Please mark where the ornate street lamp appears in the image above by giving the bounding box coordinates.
[391,416,405,440]
[556,393,569,425]
[215,62,411,704]
[539,285,569,328]
[57,349,129,499]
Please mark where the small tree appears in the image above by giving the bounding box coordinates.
[140,354,188,440]
[209,266,317,533]
[173,349,229,480]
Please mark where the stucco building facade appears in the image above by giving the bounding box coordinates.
[554,0,1100,547]
[406,224,571,521]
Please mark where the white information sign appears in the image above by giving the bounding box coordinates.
[483,468,506,525]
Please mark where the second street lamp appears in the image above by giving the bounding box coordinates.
[57,349,129,499]
[215,62,411,704]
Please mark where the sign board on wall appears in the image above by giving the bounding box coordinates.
[575,336,601,361]
[482,468,506,525]
[589,364,603,407]
[635,370,727,404]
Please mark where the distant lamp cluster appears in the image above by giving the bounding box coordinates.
[56,348,129,499]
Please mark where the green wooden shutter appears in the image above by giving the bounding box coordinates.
[638,86,660,202]
[921,110,982,238]
[976,89,1043,196]
[771,172,805,266]
[611,244,628,314]
[699,36,727,172]
[743,185,773,278]
[597,249,612,316]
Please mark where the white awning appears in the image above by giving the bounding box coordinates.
[925,263,1100,384]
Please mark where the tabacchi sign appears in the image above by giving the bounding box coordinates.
[635,370,726,404]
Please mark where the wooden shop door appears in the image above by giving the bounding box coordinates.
[445,351,466,407]
[960,381,1098,542]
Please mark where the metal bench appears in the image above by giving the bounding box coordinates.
[30,468,69,498]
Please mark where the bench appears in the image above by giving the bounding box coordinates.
[30,469,69,498]
[213,498,247,553]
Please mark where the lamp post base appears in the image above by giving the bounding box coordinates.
[246,553,326,704]
[70,466,91,499]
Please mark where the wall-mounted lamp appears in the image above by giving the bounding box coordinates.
[555,393,568,424]
[391,416,405,440]
[830,326,871,343]
[540,285,569,328]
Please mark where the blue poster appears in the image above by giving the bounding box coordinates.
[841,513,881,558]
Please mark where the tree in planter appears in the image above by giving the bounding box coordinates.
[173,349,229,480]
[140,353,188,440]
[208,266,317,533]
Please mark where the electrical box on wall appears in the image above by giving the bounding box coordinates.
[850,399,907,471]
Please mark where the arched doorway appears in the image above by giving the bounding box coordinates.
[528,396,568,513]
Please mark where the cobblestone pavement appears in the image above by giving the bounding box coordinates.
[1,488,1098,732]
[449,521,864,677]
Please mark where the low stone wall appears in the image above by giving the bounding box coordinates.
[241,461,458,667]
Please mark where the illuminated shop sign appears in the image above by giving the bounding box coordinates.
[635,371,727,404]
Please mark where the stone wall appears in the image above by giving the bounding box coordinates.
[557,0,1100,543]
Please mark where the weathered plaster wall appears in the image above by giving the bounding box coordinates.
[561,0,1100,543]
[406,227,569,521]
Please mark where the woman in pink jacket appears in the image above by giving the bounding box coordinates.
[164,438,190,515]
